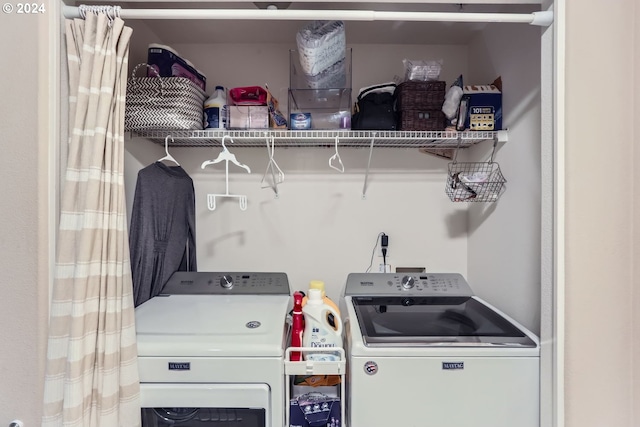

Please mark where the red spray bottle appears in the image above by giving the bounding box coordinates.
[290,291,304,361]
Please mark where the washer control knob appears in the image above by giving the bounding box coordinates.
[220,275,234,289]
[401,276,415,290]
[402,298,414,306]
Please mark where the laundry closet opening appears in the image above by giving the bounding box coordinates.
[58,1,555,425]
[94,1,546,330]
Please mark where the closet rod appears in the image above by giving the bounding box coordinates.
[62,6,553,27]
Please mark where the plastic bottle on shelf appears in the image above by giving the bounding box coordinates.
[302,288,343,361]
[290,291,304,361]
[203,85,228,129]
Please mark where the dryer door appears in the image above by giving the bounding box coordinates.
[140,383,269,427]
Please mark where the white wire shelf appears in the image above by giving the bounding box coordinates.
[130,129,504,148]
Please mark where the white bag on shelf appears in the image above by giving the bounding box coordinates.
[296,20,346,77]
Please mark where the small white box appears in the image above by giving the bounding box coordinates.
[228,105,269,129]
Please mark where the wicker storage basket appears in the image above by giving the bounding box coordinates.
[395,80,446,111]
[125,63,207,131]
[398,109,446,131]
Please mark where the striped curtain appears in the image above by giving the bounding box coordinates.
[42,11,140,427]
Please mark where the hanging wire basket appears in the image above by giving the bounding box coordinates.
[445,139,506,202]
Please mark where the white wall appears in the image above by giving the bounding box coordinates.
[635,2,640,424]
[465,22,543,332]
[564,0,637,426]
[125,142,471,297]
[0,9,49,427]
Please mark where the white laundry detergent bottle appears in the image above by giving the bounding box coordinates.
[204,85,228,129]
[302,288,343,361]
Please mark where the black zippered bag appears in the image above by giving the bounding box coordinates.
[351,83,397,130]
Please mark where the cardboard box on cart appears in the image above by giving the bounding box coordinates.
[289,392,341,427]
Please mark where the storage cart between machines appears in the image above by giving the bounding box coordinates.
[284,347,346,427]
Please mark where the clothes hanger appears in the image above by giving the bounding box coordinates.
[261,134,285,194]
[158,135,179,165]
[201,135,251,173]
[329,136,345,173]
[201,135,251,211]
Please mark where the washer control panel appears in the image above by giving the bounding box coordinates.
[160,272,290,295]
[344,273,474,297]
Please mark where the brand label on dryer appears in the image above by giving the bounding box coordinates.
[168,362,191,371]
[442,362,464,370]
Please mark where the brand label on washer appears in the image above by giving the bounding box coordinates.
[364,361,378,375]
[246,321,261,329]
[168,362,191,371]
[442,362,464,370]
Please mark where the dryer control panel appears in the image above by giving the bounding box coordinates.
[344,273,474,297]
[160,271,291,295]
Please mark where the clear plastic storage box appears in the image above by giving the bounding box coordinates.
[288,49,352,130]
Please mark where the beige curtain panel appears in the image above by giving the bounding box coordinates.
[42,11,140,427]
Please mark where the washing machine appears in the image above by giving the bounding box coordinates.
[135,272,291,427]
[341,273,540,427]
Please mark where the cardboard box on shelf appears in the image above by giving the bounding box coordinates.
[228,105,269,129]
[462,76,503,131]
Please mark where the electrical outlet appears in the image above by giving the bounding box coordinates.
[379,263,391,273]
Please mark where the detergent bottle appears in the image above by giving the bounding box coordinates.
[290,291,304,361]
[302,288,343,361]
[204,86,228,129]
[302,280,340,315]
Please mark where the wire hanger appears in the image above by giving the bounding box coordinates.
[158,135,179,165]
[261,134,285,195]
[329,136,345,173]
[201,135,251,211]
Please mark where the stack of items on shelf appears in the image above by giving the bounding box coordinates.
[125,44,208,131]
[147,43,207,90]
[223,85,287,130]
[288,280,343,427]
[395,59,447,131]
[289,21,352,130]
[351,58,448,131]
[443,75,503,131]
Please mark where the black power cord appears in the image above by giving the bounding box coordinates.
[366,232,384,273]
[381,233,389,267]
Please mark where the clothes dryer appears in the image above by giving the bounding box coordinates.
[341,273,540,427]
[136,272,290,427]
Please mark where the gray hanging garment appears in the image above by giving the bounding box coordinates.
[130,161,197,306]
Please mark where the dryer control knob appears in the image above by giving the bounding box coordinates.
[401,275,415,290]
[220,275,234,289]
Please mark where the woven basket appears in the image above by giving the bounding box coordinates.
[398,109,446,131]
[125,63,207,131]
[395,80,446,111]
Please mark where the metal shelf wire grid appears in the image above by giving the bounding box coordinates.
[130,129,498,148]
